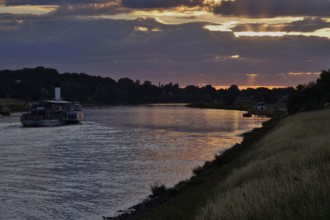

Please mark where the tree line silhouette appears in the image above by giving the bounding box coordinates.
[0,66,294,105]
[287,69,330,114]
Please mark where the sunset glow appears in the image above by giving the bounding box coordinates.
[214,85,288,90]
[246,73,258,86]
[204,21,238,32]
[231,55,240,59]
[134,26,148,32]
[0,5,57,15]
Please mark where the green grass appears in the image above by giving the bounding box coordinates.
[108,108,330,220]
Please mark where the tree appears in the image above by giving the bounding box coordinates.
[287,69,330,114]
[0,86,5,98]
[223,85,240,105]
[93,83,108,103]
[62,82,90,102]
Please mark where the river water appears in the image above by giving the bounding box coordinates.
[0,105,267,219]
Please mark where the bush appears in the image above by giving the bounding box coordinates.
[150,183,167,197]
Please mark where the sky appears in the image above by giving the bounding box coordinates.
[0,0,329,88]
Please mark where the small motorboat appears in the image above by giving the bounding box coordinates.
[243,112,252,117]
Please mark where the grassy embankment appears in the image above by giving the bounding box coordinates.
[109,108,330,220]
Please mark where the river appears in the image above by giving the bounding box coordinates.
[0,105,267,219]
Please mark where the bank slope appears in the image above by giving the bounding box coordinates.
[196,108,330,220]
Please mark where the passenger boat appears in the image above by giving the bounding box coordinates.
[20,86,83,127]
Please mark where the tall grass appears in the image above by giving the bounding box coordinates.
[196,109,330,220]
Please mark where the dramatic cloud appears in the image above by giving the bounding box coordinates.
[214,0,330,17]
[0,16,328,86]
[233,18,330,33]
[0,0,329,87]
[121,0,204,9]
[1,0,127,16]
[285,18,330,32]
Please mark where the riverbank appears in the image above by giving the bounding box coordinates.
[106,108,330,220]
[186,101,287,112]
[186,102,249,111]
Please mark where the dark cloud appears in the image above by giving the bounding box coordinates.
[233,18,330,33]
[0,16,22,30]
[214,0,330,18]
[121,0,204,8]
[3,0,110,6]
[0,16,329,86]
[285,18,330,32]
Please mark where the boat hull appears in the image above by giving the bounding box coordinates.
[20,118,65,127]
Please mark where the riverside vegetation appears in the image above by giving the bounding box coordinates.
[0,67,292,105]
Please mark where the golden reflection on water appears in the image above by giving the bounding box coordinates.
[130,107,267,180]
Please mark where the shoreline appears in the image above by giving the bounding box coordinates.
[105,113,282,220]
[186,102,248,111]
[83,103,189,108]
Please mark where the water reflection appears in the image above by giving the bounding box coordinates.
[0,106,267,219]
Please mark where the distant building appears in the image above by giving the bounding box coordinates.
[254,102,267,110]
